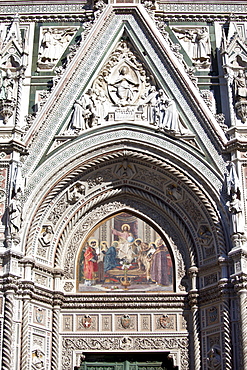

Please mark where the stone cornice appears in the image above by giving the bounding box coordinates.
[156,1,247,16]
[0,2,89,16]
[13,279,189,308]
[0,1,245,17]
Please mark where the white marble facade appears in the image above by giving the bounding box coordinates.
[0,1,247,370]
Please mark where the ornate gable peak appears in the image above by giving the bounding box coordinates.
[23,4,227,176]
[221,22,247,68]
[1,14,22,51]
[0,14,26,72]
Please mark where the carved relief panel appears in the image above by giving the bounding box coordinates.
[37,27,78,70]
[65,38,185,136]
[172,26,211,69]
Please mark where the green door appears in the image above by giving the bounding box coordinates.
[80,360,166,370]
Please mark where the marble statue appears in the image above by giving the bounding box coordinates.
[155,89,179,132]
[193,27,211,62]
[32,348,45,370]
[108,65,139,106]
[70,89,99,133]
[67,183,85,204]
[141,86,158,124]
[228,192,244,234]
[173,26,211,67]
[1,69,15,100]
[234,70,247,100]
[40,226,53,247]
[7,190,22,236]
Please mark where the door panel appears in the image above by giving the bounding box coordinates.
[80,361,165,370]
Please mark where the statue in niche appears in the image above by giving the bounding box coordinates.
[234,70,247,100]
[193,27,211,63]
[108,65,139,106]
[0,69,15,100]
[233,69,247,123]
[228,191,244,234]
[227,162,244,234]
[39,28,54,63]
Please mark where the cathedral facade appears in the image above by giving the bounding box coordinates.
[0,1,247,369]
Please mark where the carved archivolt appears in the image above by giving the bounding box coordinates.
[24,150,225,265]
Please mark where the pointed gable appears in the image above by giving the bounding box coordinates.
[22,5,227,196]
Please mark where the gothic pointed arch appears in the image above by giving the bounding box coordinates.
[2,2,247,370]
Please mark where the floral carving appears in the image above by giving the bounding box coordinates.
[62,336,189,370]
[48,195,69,225]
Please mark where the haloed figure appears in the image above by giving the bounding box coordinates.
[150,239,172,286]
[84,240,98,286]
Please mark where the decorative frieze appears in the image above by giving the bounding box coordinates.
[62,335,189,370]
[61,312,187,334]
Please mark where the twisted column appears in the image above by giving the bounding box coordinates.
[20,297,31,370]
[238,289,247,369]
[221,293,232,369]
[188,266,200,370]
[51,306,60,370]
[218,256,232,370]
[190,296,200,370]
[14,74,24,127]
[1,292,14,370]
